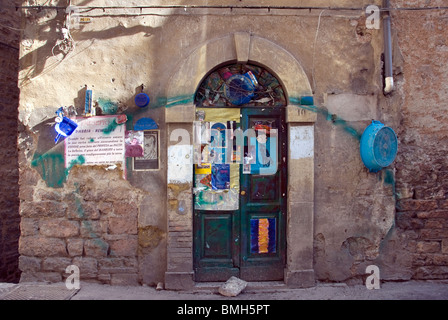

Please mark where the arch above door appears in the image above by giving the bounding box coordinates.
[165,33,314,122]
[164,33,316,289]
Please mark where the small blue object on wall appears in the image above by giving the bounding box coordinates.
[134,117,158,130]
[135,93,150,108]
[54,107,78,143]
[360,120,398,172]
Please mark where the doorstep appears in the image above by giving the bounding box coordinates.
[192,281,288,294]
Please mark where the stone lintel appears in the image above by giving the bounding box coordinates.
[166,104,195,123]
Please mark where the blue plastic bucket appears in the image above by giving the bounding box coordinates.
[360,120,398,172]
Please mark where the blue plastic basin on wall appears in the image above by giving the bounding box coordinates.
[360,120,398,172]
[224,73,256,105]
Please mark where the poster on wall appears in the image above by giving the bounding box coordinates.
[211,163,230,190]
[125,130,144,158]
[65,115,125,168]
[133,130,160,170]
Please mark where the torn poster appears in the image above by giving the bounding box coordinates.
[194,163,239,210]
[211,163,230,190]
[195,163,212,175]
[125,130,144,157]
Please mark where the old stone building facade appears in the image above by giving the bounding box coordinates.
[0,0,447,288]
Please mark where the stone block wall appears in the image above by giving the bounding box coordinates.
[18,165,146,285]
[0,1,21,282]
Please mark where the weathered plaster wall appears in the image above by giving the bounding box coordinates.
[17,0,446,286]
[311,7,396,283]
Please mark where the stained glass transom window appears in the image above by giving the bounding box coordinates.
[195,63,286,107]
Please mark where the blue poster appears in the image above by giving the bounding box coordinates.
[211,164,230,190]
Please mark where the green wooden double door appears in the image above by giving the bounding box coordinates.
[193,108,287,281]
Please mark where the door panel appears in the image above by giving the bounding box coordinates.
[249,175,278,201]
[194,210,239,281]
[202,214,232,259]
[240,108,287,281]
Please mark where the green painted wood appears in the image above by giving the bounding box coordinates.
[239,108,287,281]
[194,107,286,282]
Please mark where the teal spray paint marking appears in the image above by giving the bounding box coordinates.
[382,168,395,186]
[65,155,86,176]
[289,98,362,141]
[291,99,398,202]
[31,152,66,188]
[196,191,225,206]
[97,98,119,115]
[73,182,110,253]
[31,154,86,188]
[380,168,397,198]
[102,119,120,134]
[166,94,195,108]
[102,113,132,134]
[33,94,362,188]
[138,95,195,110]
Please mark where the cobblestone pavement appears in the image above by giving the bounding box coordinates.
[1,280,447,300]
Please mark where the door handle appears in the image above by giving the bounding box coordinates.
[240,190,246,196]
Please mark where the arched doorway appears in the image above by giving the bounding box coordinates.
[164,33,316,289]
[193,63,287,281]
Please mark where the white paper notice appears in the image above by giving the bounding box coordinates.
[65,116,125,168]
[289,126,314,160]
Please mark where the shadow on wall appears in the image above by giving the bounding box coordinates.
[19,0,161,86]
[0,0,21,283]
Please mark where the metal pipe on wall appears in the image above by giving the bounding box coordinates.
[383,0,394,94]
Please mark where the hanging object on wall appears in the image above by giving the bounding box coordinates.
[54,107,78,143]
[135,93,150,108]
[84,87,95,117]
[360,120,398,172]
[135,84,150,108]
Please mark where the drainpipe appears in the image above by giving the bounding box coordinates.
[383,0,394,94]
